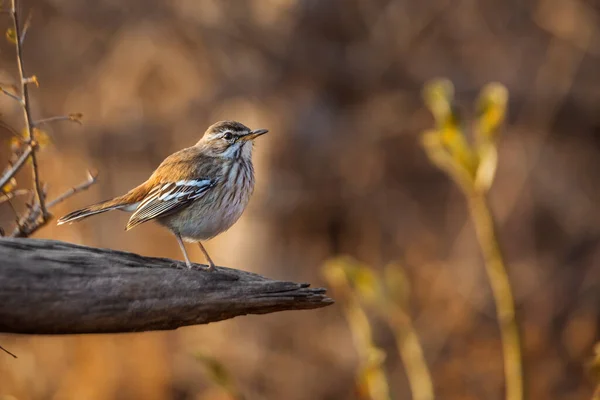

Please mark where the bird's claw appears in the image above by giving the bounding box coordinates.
[171,262,188,270]
[171,262,215,272]
[191,263,216,272]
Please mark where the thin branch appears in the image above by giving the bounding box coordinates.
[0,119,23,139]
[32,113,83,128]
[0,86,23,104]
[10,172,97,237]
[0,145,33,191]
[9,0,47,219]
[0,344,17,358]
[0,189,31,204]
[5,193,20,221]
[10,204,43,237]
[22,75,38,86]
[10,185,46,237]
[18,9,31,45]
[0,1,91,239]
[46,170,97,208]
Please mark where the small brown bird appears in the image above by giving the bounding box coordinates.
[57,121,268,271]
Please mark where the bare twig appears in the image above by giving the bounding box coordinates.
[0,0,93,239]
[32,113,83,128]
[0,344,17,358]
[46,170,97,208]
[10,172,97,237]
[18,9,31,45]
[9,0,47,219]
[0,189,31,204]
[0,86,23,103]
[0,119,23,139]
[22,75,38,86]
[5,193,20,221]
[0,145,33,190]
[10,193,44,237]
[10,203,44,237]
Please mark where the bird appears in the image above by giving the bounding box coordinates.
[57,120,268,272]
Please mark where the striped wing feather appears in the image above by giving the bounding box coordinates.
[126,179,216,230]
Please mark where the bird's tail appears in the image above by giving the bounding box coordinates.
[57,197,133,225]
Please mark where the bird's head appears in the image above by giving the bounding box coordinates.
[198,120,268,158]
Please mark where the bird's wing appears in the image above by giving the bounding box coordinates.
[126,178,217,230]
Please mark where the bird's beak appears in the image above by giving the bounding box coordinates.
[241,128,268,141]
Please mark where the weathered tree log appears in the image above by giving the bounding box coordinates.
[0,238,333,334]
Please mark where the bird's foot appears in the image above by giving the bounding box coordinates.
[191,262,216,272]
[171,261,189,270]
[171,260,215,272]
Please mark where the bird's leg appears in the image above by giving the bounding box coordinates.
[174,233,193,269]
[197,242,216,272]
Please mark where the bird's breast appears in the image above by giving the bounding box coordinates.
[163,159,255,241]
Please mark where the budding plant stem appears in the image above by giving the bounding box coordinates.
[466,189,523,400]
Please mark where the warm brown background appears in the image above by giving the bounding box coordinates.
[1,0,600,399]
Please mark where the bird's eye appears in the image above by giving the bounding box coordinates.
[223,132,233,141]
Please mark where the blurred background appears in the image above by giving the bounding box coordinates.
[1,0,600,399]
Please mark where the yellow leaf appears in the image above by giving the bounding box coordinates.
[440,125,476,172]
[356,348,391,400]
[421,130,475,191]
[33,127,52,148]
[323,257,351,289]
[17,127,52,155]
[9,136,24,153]
[195,352,239,396]
[476,82,509,143]
[587,342,600,383]
[421,130,455,172]
[69,113,83,124]
[350,265,381,306]
[24,75,39,87]
[474,143,498,192]
[2,177,16,194]
[5,28,16,45]
[423,79,476,175]
[422,78,454,126]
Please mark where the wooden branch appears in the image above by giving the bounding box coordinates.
[0,238,333,334]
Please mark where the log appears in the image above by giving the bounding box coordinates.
[0,238,333,334]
